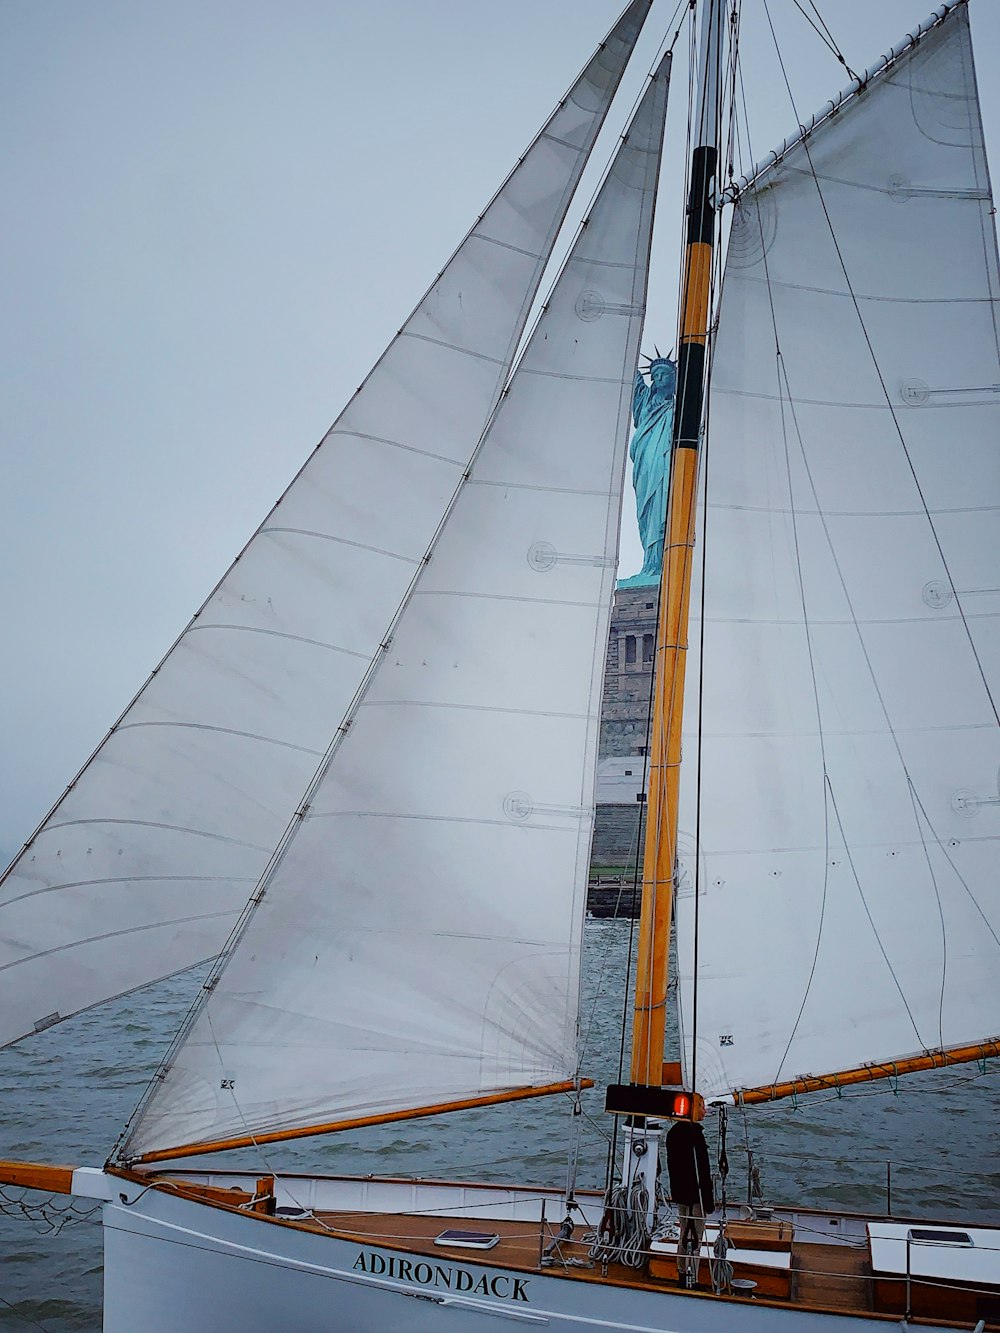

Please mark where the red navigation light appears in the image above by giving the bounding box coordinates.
[673,1093,690,1118]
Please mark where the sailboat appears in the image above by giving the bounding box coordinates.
[3,0,999,1326]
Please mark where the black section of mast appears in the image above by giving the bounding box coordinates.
[674,144,717,451]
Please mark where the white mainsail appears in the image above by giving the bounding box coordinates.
[676,3,1000,1102]
[0,0,652,1051]
[123,56,671,1161]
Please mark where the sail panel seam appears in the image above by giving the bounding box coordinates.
[538,129,590,153]
[356,699,589,721]
[398,330,507,367]
[518,369,636,384]
[185,624,371,660]
[467,232,547,261]
[766,164,988,201]
[306,811,578,832]
[684,831,1000,857]
[705,501,1000,517]
[0,913,235,975]
[694,611,1000,625]
[261,527,421,564]
[685,720,998,738]
[411,590,603,609]
[43,819,272,852]
[2,875,255,911]
[716,387,999,409]
[735,274,996,305]
[466,479,608,497]
[113,721,324,756]
[326,429,467,467]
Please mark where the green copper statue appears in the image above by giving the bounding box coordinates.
[618,354,676,588]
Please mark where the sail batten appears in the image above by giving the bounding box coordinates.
[121,58,671,1162]
[0,0,654,1053]
[676,3,1000,1103]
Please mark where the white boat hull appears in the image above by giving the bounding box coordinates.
[91,1172,971,1332]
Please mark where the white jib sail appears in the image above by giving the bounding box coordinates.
[0,0,652,1051]
[676,4,1000,1102]
[124,58,670,1159]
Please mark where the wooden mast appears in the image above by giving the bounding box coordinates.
[629,0,724,1094]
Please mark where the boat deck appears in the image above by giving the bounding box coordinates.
[310,1209,877,1317]
[157,1173,1000,1328]
[307,1209,996,1326]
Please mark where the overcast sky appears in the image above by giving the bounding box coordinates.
[3,0,999,857]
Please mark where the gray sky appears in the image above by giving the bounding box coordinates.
[3,0,999,855]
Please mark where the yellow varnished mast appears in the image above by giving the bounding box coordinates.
[630,0,724,1097]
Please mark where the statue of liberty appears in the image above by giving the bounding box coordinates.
[618,352,676,588]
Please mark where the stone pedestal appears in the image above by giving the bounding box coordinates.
[598,584,659,757]
[589,585,659,912]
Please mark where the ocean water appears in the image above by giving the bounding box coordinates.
[1,919,997,1330]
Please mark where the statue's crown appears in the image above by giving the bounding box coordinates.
[640,347,675,374]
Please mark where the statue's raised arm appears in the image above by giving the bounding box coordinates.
[619,355,676,588]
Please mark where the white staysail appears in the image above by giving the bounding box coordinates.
[124,57,670,1161]
[676,3,1000,1103]
[0,0,652,1051]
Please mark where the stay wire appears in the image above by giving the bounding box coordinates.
[0,1294,58,1333]
[603,2,698,1202]
[615,0,702,1132]
[685,0,740,1100]
[732,52,837,1085]
[759,0,1000,734]
[789,0,859,80]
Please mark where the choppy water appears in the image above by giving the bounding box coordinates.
[1,919,997,1330]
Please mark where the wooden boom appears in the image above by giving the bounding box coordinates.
[735,1040,1000,1106]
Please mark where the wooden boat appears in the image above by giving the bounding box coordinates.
[2,1,999,1327]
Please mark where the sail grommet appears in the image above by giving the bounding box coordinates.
[951,790,980,818]
[575,289,606,321]
[922,579,953,609]
[888,174,912,200]
[901,378,930,405]
[503,792,534,822]
[527,541,558,572]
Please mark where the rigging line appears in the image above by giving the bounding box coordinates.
[686,0,739,1097]
[663,6,704,1096]
[761,0,1000,736]
[759,10,978,1055]
[905,774,950,1051]
[961,11,1000,388]
[778,356,941,1053]
[581,21,668,1099]
[905,783,1000,954]
[0,1292,58,1333]
[691,78,728,1099]
[636,4,698,1092]
[610,5,693,1126]
[788,0,858,80]
[737,109,836,1085]
[825,779,927,1048]
[802,0,859,81]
